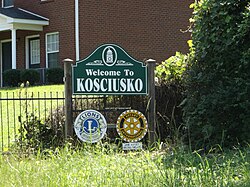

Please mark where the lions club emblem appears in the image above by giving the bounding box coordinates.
[74,110,107,143]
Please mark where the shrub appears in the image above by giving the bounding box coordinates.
[155,52,188,142]
[183,1,250,149]
[2,69,21,87]
[46,68,64,84]
[16,111,65,153]
[20,69,40,85]
[156,52,188,84]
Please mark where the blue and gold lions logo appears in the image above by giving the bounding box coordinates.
[74,110,107,143]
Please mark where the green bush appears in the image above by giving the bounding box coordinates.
[155,53,188,142]
[2,69,21,87]
[156,52,188,84]
[20,69,40,85]
[183,0,250,149]
[16,110,65,153]
[46,68,64,84]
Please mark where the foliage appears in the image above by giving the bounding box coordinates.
[12,84,65,153]
[2,69,21,87]
[155,84,185,143]
[183,0,250,149]
[46,67,64,84]
[16,110,65,153]
[155,52,189,142]
[156,52,188,84]
[20,69,40,85]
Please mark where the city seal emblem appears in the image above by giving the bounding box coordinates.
[74,110,107,143]
[116,110,148,142]
[102,46,117,66]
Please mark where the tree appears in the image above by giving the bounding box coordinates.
[183,0,250,149]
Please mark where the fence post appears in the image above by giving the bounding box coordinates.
[63,58,74,139]
[146,59,157,147]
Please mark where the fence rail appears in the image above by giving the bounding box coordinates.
[0,91,147,152]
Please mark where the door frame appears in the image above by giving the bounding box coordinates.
[0,39,11,87]
[25,34,40,69]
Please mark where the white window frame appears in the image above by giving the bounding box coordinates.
[2,0,14,8]
[25,35,40,69]
[46,32,59,68]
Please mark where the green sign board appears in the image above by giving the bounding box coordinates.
[72,44,148,95]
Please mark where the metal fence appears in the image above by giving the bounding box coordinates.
[0,91,147,152]
[72,95,147,141]
[0,91,65,152]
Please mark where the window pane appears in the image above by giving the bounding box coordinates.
[30,39,40,65]
[3,0,14,7]
[47,33,59,52]
[46,33,59,68]
[48,52,59,68]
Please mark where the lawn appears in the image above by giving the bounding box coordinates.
[0,84,64,151]
[0,84,64,96]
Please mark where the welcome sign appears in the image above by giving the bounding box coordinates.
[72,44,148,95]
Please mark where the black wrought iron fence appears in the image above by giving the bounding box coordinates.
[72,95,148,140]
[72,95,147,123]
[0,91,65,152]
[0,91,147,153]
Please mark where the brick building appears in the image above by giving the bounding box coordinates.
[0,0,192,86]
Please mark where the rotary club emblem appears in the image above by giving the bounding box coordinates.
[116,110,148,142]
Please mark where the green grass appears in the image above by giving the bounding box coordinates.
[0,85,64,151]
[0,84,64,93]
[0,144,250,187]
[0,85,249,186]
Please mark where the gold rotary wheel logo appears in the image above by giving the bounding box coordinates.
[116,110,148,142]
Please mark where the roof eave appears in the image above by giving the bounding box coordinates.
[7,18,49,26]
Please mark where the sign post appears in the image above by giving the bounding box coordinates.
[146,59,157,147]
[63,58,74,139]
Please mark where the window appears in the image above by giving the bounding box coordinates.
[2,0,14,8]
[29,38,40,65]
[41,0,51,1]
[46,32,59,68]
[40,0,54,4]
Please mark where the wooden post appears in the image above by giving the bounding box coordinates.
[63,58,74,139]
[146,59,157,147]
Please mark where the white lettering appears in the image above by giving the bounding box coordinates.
[77,78,85,91]
[76,78,144,93]
[100,79,107,91]
[120,78,127,92]
[124,69,134,76]
[134,79,143,92]
[85,78,93,92]
[113,79,119,92]
[127,79,135,92]
[124,69,129,76]
[86,69,93,76]
[108,79,112,91]
[85,69,121,77]
[93,78,100,92]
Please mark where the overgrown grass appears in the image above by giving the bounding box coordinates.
[0,143,249,187]
[0,86,249,186]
